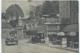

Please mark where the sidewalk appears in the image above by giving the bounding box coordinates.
[36,43,79,52]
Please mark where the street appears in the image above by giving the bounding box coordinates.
[2,1,79,53]
[2,39,78,53]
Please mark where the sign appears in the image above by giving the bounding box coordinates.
[48,32,57,35]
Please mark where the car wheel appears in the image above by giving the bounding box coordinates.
[16,41,18,45]
[5,41,9,45]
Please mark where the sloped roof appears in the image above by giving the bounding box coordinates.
[62,24,78,32]
[2,21,12,29]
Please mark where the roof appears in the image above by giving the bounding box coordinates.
[2,21,12,29]
[62,24,78,32]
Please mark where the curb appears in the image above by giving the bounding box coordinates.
[36,43,79,52]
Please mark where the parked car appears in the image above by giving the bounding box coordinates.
[31,34,45,43]
[5,32,18,45]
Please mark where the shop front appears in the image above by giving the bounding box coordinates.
[67,32,79,48]
[47,32,58,45]
[25,30,37,38]
[57,32,67,47]
[25,30,45,43]
[62,24,79,48]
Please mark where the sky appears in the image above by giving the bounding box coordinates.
[2,0,44,18]
[2,0,31,17]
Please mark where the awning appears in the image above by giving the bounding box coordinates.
[57,32,65,36]
[62,24,78,32]
[68,32,76,36]
[48,32,57,35]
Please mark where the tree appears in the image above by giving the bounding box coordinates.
[35,5,41,17]
[2,12,6,19]
[9,20,18,27]
[6,4,24,27]
[6,4,24,18]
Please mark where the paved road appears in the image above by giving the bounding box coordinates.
[2,39,78,53]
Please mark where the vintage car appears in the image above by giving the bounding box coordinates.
[5,32,18,45]
[31,33,45,43]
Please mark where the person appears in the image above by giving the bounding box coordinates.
[45,36,49,45]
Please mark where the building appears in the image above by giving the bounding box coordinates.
[59,1,79,48]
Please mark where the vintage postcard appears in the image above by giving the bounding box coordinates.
[2,0,79,53]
